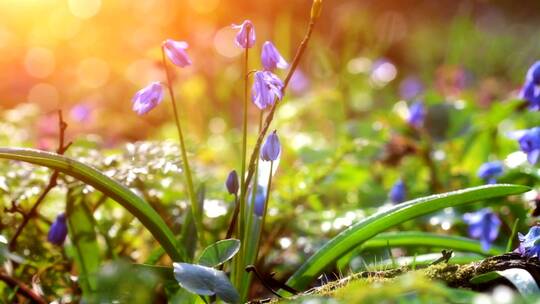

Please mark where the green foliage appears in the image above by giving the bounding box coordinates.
[197,239,241,267]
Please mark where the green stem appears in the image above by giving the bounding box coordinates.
[161,46,206,248]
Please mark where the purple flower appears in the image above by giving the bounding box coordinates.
[132,82,164,115]
[520,62,540,109]
[463,208,501,251]
[517,127,540,164]
[251,185,266,217]
[70,103,92,123]
[225,170,239,195]
[232,20,255,49]
[251,71,284,110]
[261,130,281,162]
[407,101,425,128]
[389,179,406,204]
[261,41,288,71]
[517,226,540,260]
[162,39,192,68]
[399,76,424,100]
[48,213,68,246]
[290,69,309,95]
[477,161,504,184]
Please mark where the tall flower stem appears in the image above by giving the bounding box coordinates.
[161,47,206,247]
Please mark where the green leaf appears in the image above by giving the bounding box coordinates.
[470,268,540,296]
[360,231,504,256]
[66,188,101,295]
[0,147,184,261]
[197,239,240,267]
[173,262,240,303]
[285,184,529,292]
[180,185,205,262]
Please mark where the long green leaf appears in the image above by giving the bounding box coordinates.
[361,231,503,256]
[285,184,529,291]
[0,147,184,261]
[66,188,101,295]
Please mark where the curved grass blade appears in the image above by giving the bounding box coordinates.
[361,231,504,256]
[285,184,529,291]
[0,147,184,261]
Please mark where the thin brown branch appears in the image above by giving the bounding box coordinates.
[0,272,47,304]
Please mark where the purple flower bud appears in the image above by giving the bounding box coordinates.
[261,130,281,162]
[517,226,540,260]
[70,103,92,123]
[477,161,504,184]
[163,39,192,68]
[225,170,239,195]
[261,41,288,71]
[252,185,266,217]
[251,71,284,110]
[407,101,425,128]
[389,179,406,204]
[132,82,164,115]
[48,213,68,246]
[517,127,540,164]
[232,20,255,49]
[463,208,501,251]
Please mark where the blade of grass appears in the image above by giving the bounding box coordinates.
[506,218,520,252]
[285,184,529,292]
[0,147,184,261]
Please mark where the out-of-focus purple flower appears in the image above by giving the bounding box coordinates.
[463,208,501,251]
[290,69,309,95]
[261,130,281,162]
[132,82,164,115]
[261,41,288,71]
[48,213,68,246]
[232,20,255,49]
[520,62,540,110]
[70,103,92,123]
[477,161,504,184]
[162,39,192,68]
[251,71,284,110]
[252,185,266,217]
[517,226,540,260]
[389,179,406,204]
[517,127,540,164]
[407,101,425,128]
[226,170,239,195]
[399,76,424,100]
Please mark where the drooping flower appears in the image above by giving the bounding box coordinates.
[389,179,406,204]
[407,101,425,128]
[477,161,504,184]
[232,20,255,49]
[162,39,192,68]
[463,208,501,251]
[517,226,540,259]
[261,41,288,71]
[399,76,424,100]
[48,213,68,246]
[132,82,164,115]
[261,130,281,162]
[225,170,239,195]
[517,127,540,164]
[520,61,540,110]
[251,71,284,110]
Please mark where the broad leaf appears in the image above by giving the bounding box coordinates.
[173,262,239,303]
[198,239,240,267]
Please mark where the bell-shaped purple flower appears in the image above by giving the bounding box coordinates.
[261,41,288,71]
[261,130,281,162]
[225,170,239,195]
[407,101,425,128]
[163,39,192,68]
[389,179,406,204]
[517,127,540,164]
[251,71,284,110]
[132,82,164,115]
[463,208,501,251]
[477,161,504,184]
[517,226,540,260]
[520,62,540,110]
[232,20,255,49]
[48,213,68,246]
